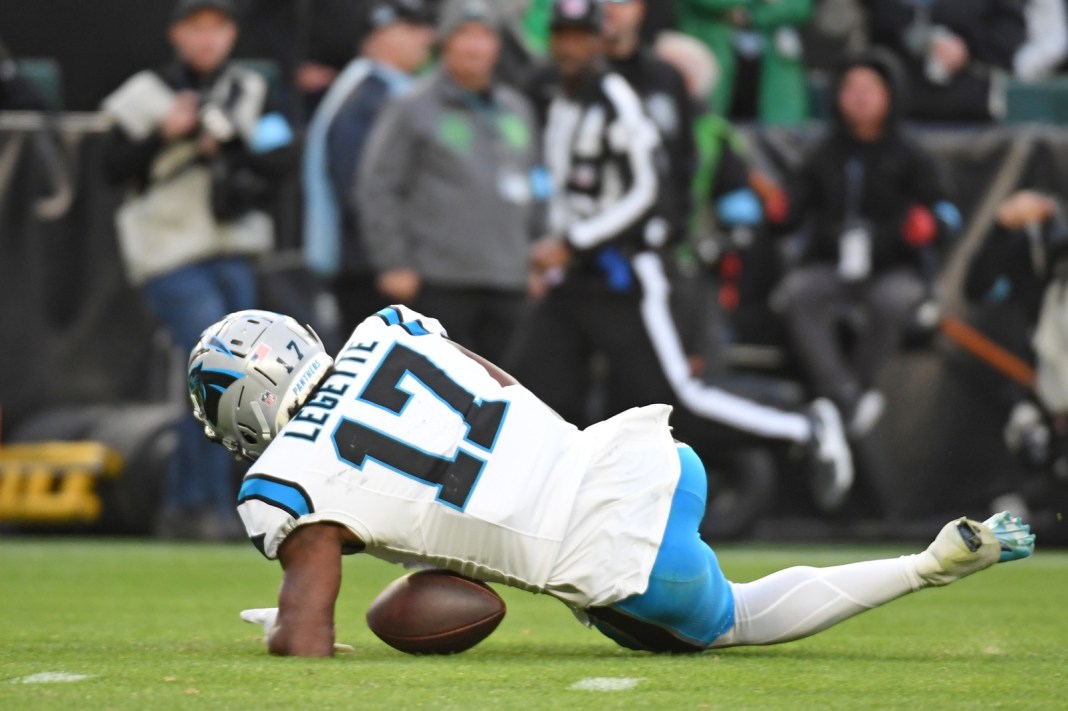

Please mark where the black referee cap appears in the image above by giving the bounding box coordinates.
[171,0,239,25]
[550,0,604,33]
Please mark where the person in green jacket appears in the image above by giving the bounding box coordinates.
[676,0,811,125]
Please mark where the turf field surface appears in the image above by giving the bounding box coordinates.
[1,539,1065,710]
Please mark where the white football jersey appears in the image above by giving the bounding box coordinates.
[239,306,681,608]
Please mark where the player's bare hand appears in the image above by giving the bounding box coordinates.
[531,237,572,272]
[930,33,969,76]
[160,91,200,141]
[688,355,706,379]
[527,271,550,300]
[196,132,221,157]
[296,62,339,93]
[377,269,421,304]
[997,190,1057,231]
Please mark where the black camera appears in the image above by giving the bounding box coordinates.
[210,150,271,222]
[194,99,272,222]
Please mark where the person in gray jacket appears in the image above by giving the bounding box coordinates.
[357,0,545,363]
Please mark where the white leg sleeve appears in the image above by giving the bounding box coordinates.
[710,556,926,648]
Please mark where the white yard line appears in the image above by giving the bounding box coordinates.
[12,672,91,684]
[570,677,643,692]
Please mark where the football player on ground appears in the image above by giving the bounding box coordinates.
[188,305,1034,656]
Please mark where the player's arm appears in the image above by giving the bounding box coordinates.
[447,340,520,387]
[270,523,358,656]
[447,340,570,422]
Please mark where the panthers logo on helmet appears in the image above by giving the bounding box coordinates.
[188,361,244,428]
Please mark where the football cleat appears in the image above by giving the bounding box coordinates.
[982,511,1036,563]
[915,511,1033,587]
[806,398,854,512]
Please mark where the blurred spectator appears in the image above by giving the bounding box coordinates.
[641,0,679,44]
[655,31,760,277]
[101,0,295,539]
[507,0,853,511]
[303,0,434,332]
[656,30,719,97]
[772,52,960,437]
[801,0,869,72]
[495,0,542,87]
[357,0,543,363]
[655,31,767,365]
[238,0,371,120]
[1014,0,1068,80]
[604,0,696,245]
[966,191,1062,331]
[868,0,1026,121]
[676,0,811,125]
[965,191,1068,475]
[0,37,48,111]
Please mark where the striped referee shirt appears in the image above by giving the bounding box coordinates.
[544,70,662,252]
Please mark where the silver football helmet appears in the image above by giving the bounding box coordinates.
[187,310,333,461]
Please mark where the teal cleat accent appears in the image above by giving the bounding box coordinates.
[982,511,1036,563]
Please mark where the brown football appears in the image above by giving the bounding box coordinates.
[365,569,506,655]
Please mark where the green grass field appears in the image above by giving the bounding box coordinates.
[1,539,1065,710]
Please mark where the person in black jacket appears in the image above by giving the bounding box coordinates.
[965,191,1062,323]
[869,0,1026,121]
[640,0,676,43]
[773,51,961,437]
[965,190,1068,476]
[238,0,374,120]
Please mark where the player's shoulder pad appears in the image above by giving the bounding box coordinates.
[375,305,449,338]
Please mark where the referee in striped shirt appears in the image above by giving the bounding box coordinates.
[507,0,855,513]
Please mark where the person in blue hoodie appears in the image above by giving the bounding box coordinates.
[302,0,434,333]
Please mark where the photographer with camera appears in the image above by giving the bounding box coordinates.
[101,0,295,540]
